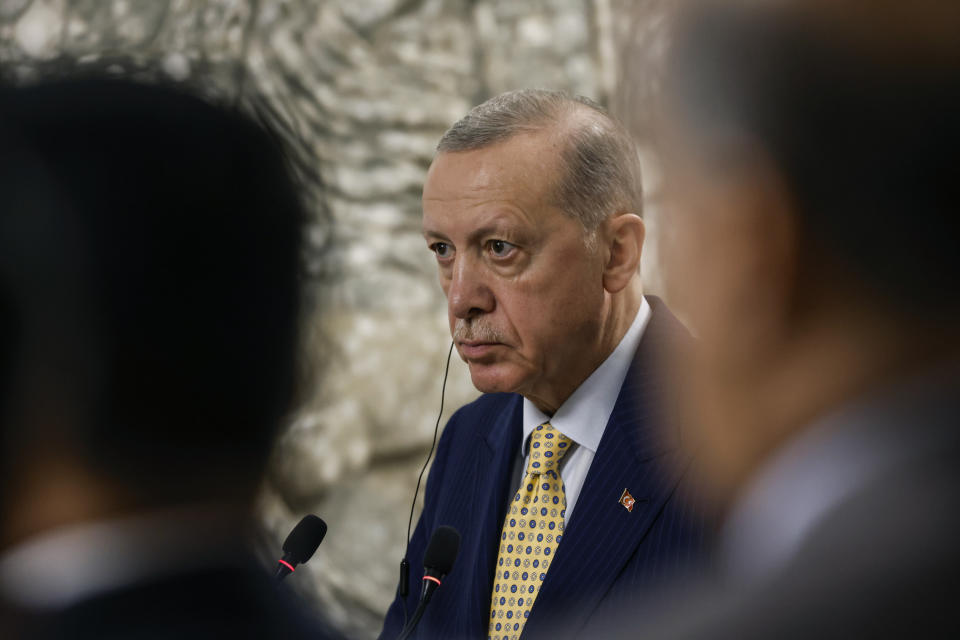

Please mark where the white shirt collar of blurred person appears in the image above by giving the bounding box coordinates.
[519,296,652,525]
[718,360,960,584]
[0,506,250,610]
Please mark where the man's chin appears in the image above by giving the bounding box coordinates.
[467,362,526,395]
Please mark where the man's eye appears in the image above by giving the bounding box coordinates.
[488,240,517,258]
[430,242,453,259]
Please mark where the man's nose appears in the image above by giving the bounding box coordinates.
[447,256,495,320]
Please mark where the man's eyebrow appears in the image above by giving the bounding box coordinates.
[423,224,520,244]
[421,226,451,241]
[423,211,530,242]
[467,224,513,242]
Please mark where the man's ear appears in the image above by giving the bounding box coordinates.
[602,213,645,294]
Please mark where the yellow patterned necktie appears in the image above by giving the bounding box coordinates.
[488,422,573,640]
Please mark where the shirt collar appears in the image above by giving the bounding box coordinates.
[522,297,652,456]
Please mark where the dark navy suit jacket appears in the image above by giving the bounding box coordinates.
[380,298,710,640]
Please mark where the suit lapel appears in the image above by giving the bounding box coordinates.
[462,394,524,637]
[523,298,690,637]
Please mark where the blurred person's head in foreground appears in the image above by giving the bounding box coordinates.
[0,76,319,635]
[584,0,960,635]
[660,0,960,509]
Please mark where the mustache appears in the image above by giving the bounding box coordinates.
[453,319,505,343]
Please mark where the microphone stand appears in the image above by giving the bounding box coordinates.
[396,593,431,640]
[396,575,442,640]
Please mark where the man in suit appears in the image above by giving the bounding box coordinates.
[380,90,708,640]
[597,0,960,636]
[0,77,336,639]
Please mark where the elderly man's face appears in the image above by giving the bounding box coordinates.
[422,132,607,411]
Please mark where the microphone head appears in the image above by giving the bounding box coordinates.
[282,514,327,564]
[423,525,461,576]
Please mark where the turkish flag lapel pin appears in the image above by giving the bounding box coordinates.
[619,488,636,512]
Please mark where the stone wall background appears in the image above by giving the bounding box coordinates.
[0,1,671,637]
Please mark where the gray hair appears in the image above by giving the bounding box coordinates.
[437,89,643,231]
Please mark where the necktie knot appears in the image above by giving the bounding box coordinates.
[526,422,572,476]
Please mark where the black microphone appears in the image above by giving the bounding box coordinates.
[397,526,461,640]
[275,514,327,581]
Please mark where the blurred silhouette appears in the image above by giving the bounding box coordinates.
[0,78,336,638]
[605,0,960,637]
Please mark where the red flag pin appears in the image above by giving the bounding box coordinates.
[619,488,636,512]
